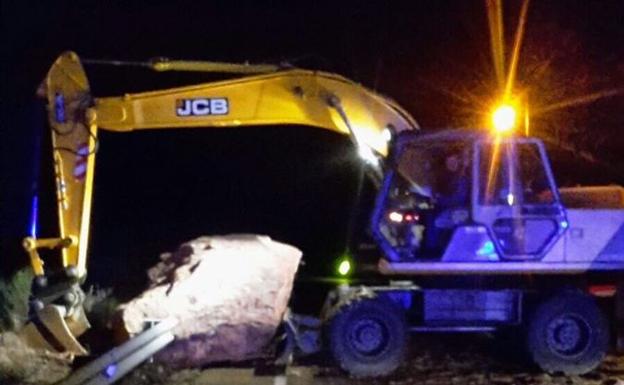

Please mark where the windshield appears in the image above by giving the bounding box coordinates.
[396,141,469,199]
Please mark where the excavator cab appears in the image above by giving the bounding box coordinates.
[372,130,567,266]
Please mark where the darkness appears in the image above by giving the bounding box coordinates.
[2,1,624,305]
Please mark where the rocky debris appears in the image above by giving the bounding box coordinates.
[371,334,624,385]
[0,331,72,384]
[118,334,624,385]
[117,234,302,368]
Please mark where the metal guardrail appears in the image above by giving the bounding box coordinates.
[59,318,178,385]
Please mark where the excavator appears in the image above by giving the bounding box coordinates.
[17,51,417,357]
[17,51,624,378]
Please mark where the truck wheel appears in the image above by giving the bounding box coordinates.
[328,297,407,377]
[527,292,609,375]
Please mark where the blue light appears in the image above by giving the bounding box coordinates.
[104,363,117,379]
[29,195,39,238]
[561,220,569,229]
[477,241,496,257]
[54,93,66,123]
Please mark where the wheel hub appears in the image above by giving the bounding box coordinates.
[546,314,590,357]
[349,318,387,355]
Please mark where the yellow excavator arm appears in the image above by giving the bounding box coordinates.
[20,51,418,355]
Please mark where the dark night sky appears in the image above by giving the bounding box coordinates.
[1,1,624,298]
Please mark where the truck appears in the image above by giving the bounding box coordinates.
[16,51,624,378]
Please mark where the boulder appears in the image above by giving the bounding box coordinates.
[117,234,301,368]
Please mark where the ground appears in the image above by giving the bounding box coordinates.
[118,334,624,385]
[3,331,624,384]
[0,331,72,385]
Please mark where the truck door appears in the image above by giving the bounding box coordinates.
[472,139,566,260]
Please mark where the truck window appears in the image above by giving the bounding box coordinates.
[478,142,514,205]
[517,143,555,205]
[478,141,555,206]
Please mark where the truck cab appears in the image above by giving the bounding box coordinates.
[372,130,624,274]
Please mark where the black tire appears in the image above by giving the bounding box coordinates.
[328,297,407,378]
[527,292,609,375]
[273,321,296,366]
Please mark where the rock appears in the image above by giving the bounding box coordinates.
[581,371,605,381]
[117,235,302,368]
[488,373,516,384]
[529,374,545,382]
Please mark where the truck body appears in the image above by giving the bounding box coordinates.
[324,130,624,376]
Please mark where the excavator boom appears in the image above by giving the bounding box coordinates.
[21,51,418,355]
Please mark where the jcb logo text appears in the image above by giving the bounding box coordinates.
[176,98,229,116]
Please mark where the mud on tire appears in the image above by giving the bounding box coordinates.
[527,291,609,375]
[328,297,407,378]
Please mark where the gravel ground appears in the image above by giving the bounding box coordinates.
[0,331,72,385]
[119,334,624,385]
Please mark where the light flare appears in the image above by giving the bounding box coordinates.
[492,104,517,133]
[504,0,530,100]
[381,127,393,142]
[358,144,379,166]
[486,0,505,89]
[535,88,624,115]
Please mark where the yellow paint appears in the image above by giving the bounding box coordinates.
[26,50,418,283]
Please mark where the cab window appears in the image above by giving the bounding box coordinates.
[478,141,556,206]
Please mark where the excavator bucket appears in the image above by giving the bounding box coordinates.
[18,304,90,356]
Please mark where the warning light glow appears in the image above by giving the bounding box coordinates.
[492,104,517,133]
[338,260,352,276]
[388,211,403,223]
[104,363,117,379]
